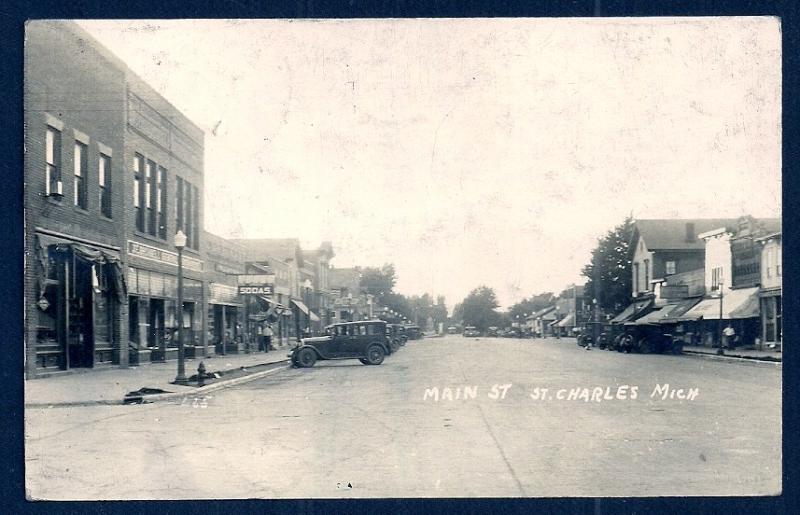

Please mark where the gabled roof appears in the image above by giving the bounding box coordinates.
[634,219,739,251]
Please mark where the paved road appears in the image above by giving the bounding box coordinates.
[25,335,781,499]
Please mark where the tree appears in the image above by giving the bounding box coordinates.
[459,286,500,331]
[508,292,556,321]
[581,217,634,315]
[359,264,397,299]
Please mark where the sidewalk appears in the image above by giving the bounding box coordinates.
[682,344,782,363]
[25,349,291,408]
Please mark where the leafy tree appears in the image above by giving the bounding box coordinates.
[459,286,500,331]
[581,217,634,315]
[359,264,397,298]
[508,292,556,321]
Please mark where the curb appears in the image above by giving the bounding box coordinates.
[25,360,291,408]
[682,351,782,368]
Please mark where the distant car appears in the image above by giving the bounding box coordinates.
[487,326,499,337]
[289,320,393,367]
[502,327,521,338]
[447,326,459,334]
[405,325,424,340]
[463,326,480,337]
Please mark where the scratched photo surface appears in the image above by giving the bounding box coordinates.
[24,18,781,499]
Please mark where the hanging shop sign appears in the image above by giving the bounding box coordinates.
[238,284,274,296]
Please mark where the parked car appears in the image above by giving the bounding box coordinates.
[576,322,609,348]
[487,326,499,337]
[387,324,408,347]
[501,327,521,338]
[463,326,480,337]
[447,326,459,334]
[405,325,424,340]
[289,320,393,367]
[619,323,683,354]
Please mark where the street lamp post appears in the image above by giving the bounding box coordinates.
[174,230,188,385]
[717,280,725,355]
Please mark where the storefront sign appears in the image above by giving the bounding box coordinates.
[238,284,274,295]
[215,263,241,275]
[127,240,204,272]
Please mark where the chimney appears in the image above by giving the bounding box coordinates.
[685,222,695,242]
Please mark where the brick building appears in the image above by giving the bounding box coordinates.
[24,21,205,377]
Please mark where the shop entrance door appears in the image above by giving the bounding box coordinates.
[149,299,165,350]
[66,257,94,368]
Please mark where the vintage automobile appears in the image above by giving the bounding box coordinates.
[447,326,459,334]
[486,326,499,337]
[618,322,683,354]
[289,320,393,367]
[576,322,609,348]
[387,324,408,347]
[463,326,480,337]
[404,325,424,340]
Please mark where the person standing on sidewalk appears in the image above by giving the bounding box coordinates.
[264,323,274,351]
[722,324,736,349]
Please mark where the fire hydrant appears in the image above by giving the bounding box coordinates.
[197,361,206,387]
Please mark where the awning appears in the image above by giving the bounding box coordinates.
[292,299,310,316]
[556,313,575,328]
[610,299,652,324]
[631,297,703,324]
[309,310,321,323]
[36,232,127,303]
[679,287,760,321]
[527,306,556,321]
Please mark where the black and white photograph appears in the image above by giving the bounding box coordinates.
[23,17,782,500]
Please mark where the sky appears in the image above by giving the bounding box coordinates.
[76,17,781,310]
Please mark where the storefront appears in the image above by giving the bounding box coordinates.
[208,283,242,354]
[759,288,782,349]
[33,232,127,371]
[127,267,203,363]
[678,287,760,347]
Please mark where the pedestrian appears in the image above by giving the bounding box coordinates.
[264,323,274,351]
[722,324,736,349]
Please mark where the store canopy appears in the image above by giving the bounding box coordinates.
[657,297,703,324]
[678,287,760,321]
[309,310,321,323]
[610,299,652,324]
[556,313,575,327]
[292,299,310,316]
[526,306,556,321]
[36,232,127,303]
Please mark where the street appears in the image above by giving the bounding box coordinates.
[25,335,781,499]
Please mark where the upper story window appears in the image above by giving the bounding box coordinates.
[157,166,167,239]
[45,127,62,196]
[145,160,155,235]
[175,176,200,250]
[643,259,650,291]
[99,153,112,218]
[73,142,87,209]
[711,267,723,291]
[665,260,676,275]
[633,263,640,293]
[134,154,144,232]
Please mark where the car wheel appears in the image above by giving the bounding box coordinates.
[296,347,317,368]
[359,358,369,365]
[672,342,684,355]
[639,338,654,354]
[365,344,385,365]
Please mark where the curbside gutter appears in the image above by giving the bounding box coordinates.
[682,351,781,368]
[25,360,291,408]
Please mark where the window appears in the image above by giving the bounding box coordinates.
[192,183,200,249]
[73,142,87,209]
[157,167,167,239]
[633,263,639,293]
[99,154,111,218]
[134,154,144,231]
[185,180,193,247]
[146,160,156,235]
[765,249,772,278]
[175,176,184,232]
[45,127,62,196]
[665,261,676,275]
[711,267,723,291]
[643,259,650,291]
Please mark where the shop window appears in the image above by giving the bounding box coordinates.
[99,153,112,218]
[74,142,87,209]
[45,126,62,196]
